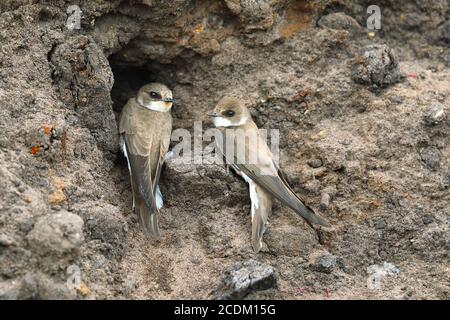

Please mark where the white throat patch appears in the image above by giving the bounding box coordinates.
[213,115,248,127]
[143,101,172,112]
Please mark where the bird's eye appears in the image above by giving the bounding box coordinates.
[223,110,235,117]
[149,91,161,99]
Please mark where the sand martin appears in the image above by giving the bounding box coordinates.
[119,83,174,237]
[208,96,331,252]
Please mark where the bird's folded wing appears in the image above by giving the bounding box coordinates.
[234,162,330,227]
[153,119,171,195]
[218,129,330,228]
[124,140,158,214]
[152,145,166,195]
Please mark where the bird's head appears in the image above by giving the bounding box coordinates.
[137,82,174,112]
[208,96,251,127]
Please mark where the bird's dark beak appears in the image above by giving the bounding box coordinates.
[162,97,175,103]
[207,112,220,117]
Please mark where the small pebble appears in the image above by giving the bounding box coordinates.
[421,147,440,170]
[375,219,387,230]
[389,95,404,104]
[212,259,277,299]
[320,193,331,210]
[311,252,337,274]
[422,214,433,225]
[424,103,445,126]
[0,234,15,246]
[307,158,323,168]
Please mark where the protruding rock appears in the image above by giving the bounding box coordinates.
[424,103,445,126]
[0,272,75,300]
[213,259,277,299]
[224,0,275,32]
[352,45,403,87]
[51,35,118,152]
[367,262,400,290]
[318,12,362,34]
[21,272,76,300]
[26,211,84,257]
[320,193,331,210]
[420,146,441,170]
[310,251,337,273]
[422,214,433,225]
[307,158,323,168]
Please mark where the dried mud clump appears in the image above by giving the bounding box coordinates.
[213,259,277,299]
[352,44,403,87]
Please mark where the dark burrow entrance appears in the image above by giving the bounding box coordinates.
[109,55,180,114]
[107,49,215,167]
[107,51,202,138]
[107,53,188,170]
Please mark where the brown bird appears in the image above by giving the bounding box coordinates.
[208,96,331,252]
[119,83,174,237]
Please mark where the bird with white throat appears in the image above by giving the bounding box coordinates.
[119,82,174,237]
[208,96,331,252]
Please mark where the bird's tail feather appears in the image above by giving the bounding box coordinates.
[136,202,160,237]
[250,185,272,253]
[292,201,331,228]
[251,212,267,253]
